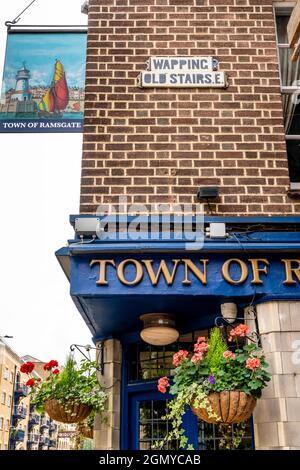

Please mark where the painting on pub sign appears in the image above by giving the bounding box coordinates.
[0,32,87,133]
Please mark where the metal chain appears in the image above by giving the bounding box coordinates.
[5,0,38,27]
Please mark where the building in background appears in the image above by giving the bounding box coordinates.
[0,340,58,450]
[54,0,300,451]
[57,424,77,450]
[0,339,19,450]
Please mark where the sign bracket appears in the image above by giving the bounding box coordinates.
[5,0,38,28]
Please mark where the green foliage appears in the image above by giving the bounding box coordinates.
[212,344,271,398]
[219,423,246,450]
[206,328,227,372]
[154,383,219,450]
[30,356,107,416]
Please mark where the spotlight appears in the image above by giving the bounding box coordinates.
[197,186,219,201]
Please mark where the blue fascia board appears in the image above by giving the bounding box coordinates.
[66,241,300,255]
[67,231,300,243]
[69,214,300,227]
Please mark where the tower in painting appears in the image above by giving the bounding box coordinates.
[11,62,32,102]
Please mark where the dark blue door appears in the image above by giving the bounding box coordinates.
[129,389,198,450]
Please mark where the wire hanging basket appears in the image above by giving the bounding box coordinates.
[45,399,92,424]
[192,390,257,424]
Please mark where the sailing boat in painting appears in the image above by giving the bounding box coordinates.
[38,60,69,118]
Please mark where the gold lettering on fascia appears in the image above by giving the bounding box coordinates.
[89,258,300,287]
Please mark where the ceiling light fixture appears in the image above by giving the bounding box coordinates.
[140,313,179,346]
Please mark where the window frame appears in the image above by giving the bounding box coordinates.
[274,2,300,188]
[3,367,9,380]
[1,391,6,405]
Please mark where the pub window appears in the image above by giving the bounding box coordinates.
[275,4,300,188]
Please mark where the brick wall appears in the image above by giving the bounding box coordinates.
[81,0,299,215]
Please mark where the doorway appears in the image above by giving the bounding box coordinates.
[128,389,198,450]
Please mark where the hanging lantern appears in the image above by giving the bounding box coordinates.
[140,313,179,346]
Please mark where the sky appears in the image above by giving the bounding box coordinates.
[1,32,87,93]
[0,0,92,364]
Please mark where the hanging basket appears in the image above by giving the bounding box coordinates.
[77,423,94,439]
[44,399,92,424]
[192,391,256,424]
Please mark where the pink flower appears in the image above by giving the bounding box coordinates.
[191,352,203,363]
[194,342,209,354]
[173,350,188,367]
[228,324,250,342]
[197,336,206,343]
[223,351,235,361]
[246,358,261,370]
[157,376,170,394]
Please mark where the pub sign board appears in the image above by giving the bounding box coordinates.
[0,31,87,133]
[139,56,228,89]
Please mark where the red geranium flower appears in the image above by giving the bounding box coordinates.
[52,369,60,375]
[26,379,35,387]
[20,362,35,374]
[49,360,58,368]
[43,360,59,371]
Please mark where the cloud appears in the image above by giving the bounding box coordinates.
[30,70,49,87]
[65,62,86,87]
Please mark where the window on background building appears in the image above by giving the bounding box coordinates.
[10,372,14,383]
[7,395,12,408]
[5,419,9,431]
[3,367,9,380]
[0,417,3,429]
[275,4,300,188]
[1,391,6,405]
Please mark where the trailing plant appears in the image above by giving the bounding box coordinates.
[219,422,247,450]
[156,325,271,449]
[20,356,107,417]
